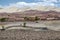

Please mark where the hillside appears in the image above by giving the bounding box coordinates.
[0,10,60,21]
[0,6,60,13]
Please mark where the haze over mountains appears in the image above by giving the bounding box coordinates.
[0,6,60,13]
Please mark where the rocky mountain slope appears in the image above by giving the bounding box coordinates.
[0,6,60,13]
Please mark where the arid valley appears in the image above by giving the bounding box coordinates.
[0,0,60,39]
[0,10,60,40]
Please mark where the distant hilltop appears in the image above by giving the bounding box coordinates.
[0,6,60,13]
[0,10,60,21]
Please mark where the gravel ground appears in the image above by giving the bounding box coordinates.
[0,29,60,40]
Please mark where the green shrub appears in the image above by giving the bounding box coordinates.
[35,16,40,23]
[0,18,7,22]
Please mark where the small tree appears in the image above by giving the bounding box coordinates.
[1,25,5,31]
[23,22,26,27]
[35,16,40,23]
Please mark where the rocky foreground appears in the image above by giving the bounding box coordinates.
[0,29,60,40]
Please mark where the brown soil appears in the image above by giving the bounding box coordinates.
[0,29,60,40]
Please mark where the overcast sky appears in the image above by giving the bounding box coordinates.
[0,0,60,8]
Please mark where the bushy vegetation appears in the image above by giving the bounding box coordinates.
[24,17,29,21]
[24,16,40,21]
[35,16,40,21]
[35,16,40,23]
[0,18,8,22]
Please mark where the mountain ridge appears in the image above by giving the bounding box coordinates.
[0,6,60,13]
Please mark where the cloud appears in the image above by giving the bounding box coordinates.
[0,0,60,8]
[35,0,58,2]
[0,0,60,13]
[3,2,55,8]
[43,0,58,2]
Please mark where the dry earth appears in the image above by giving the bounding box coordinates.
[0,29,60,40]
